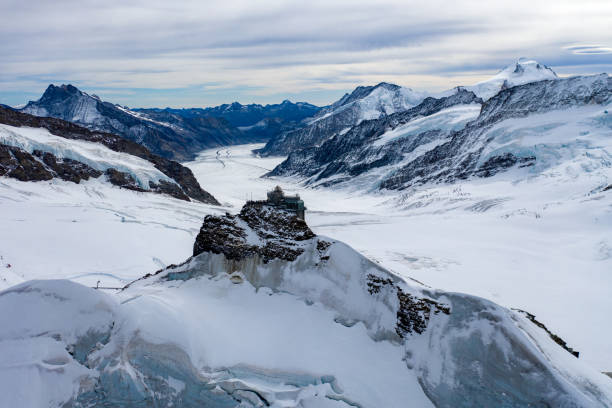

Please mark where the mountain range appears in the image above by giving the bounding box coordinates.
[19,85,320,161]
[266,60,611,193]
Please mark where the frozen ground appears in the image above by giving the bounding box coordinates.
[0,178,223,290]
[0,142,611,373]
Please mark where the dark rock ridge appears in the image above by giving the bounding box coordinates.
[367,274,450,337]
[514,309,579,358]
[193,202,316,263]
[136,99,320,143]
[268,89,482,183]
[0,105,218,204]
[257,82,426,157]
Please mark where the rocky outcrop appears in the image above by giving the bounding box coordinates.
[0,144,101,183]
[193,202,315,263]
[0,105,219,204]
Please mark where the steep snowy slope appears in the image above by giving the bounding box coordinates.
[467,58,559,100]
[0,105,219,203]
[269,74,611,192]
[268,89,483,188]
[2,203,611,407]
[20,84,245,160]
[257,82,428,156]
[381,74,611,190]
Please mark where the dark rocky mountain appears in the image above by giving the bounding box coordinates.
[19,85,242,161]
[135,100,319,147]
[256,82,428,157]
[19,85,320,161]
[269,74,611,190]
[0,105,219,203]
[268,89,482,182]
[137,99,319,126]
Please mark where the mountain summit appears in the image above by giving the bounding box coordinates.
[468,58,559,100]
[257,82,428,156]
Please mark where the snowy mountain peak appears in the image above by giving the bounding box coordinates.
[469,58,559,100]
[38,83,85,103]
[497,57,558,81]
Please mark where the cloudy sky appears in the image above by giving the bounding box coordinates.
[1,0,611,108]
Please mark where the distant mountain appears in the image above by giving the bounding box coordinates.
[0,105,219,204]
[19,85,319,161]
[19,84,246,161]
[134,99,320,144]
[269,74,611,192]
[466,58,559,100]
[268,89,483,184]
[256,82,428,156]
[258,59,562,158]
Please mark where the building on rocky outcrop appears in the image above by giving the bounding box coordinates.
[264,185,306,220]
[244,185,306,220]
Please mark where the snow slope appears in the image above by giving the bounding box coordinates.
[467,57,559,100]
[0,124,172,188]
[0,177,220,291]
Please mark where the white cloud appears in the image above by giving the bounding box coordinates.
[0,0,610,107]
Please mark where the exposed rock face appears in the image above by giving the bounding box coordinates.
[193,202,315,263]
[367,274,450,337]
[0,144,101,183]
[0,105,219,204]
[268,89,482,183]
[257,82,427,156]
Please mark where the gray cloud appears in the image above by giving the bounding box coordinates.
[0,0,611,107]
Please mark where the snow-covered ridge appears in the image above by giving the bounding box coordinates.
[2,202,612,407]
[0,124,172,188]
[467,57,559,100]
[372,103,482,147]
[258,82,429,157]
